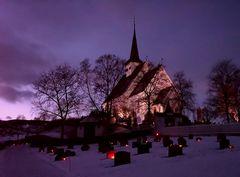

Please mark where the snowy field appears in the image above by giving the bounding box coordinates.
[0,136,240,177]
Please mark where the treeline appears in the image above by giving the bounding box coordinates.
[32,55,240,127]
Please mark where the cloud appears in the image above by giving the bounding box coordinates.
[0,25,53,102]
[0,84,33,103]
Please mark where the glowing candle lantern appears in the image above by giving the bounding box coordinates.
[107,150,116,160]
[196,137,202,142]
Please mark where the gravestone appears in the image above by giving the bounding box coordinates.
[132,141,141,148]
[55,154,67,161]
[65,150,76,156]
[54,148,64,155]
[81,144,90,151]
[217,134,226,142]
[67,144,74,149]
[188,134,193,139]
[39,146,45,152]
[137,144,150,154]
[98,142,114,153]
[168,145,183,157]
[163,136,173,147]
[114,151,131,166]
[218,134,230,149]
[178,137,187,147]
[47,146,56,153]
[119,139,129,147]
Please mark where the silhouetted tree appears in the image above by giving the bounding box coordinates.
[94,54,125,117]
[16,114,26,120]
[206,59,240,123]
[33,64,82,139]
[142,65,161,124]
[173,71,195,114]
[80,59,101,112]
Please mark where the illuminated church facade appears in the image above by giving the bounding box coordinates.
[103,25,180,124]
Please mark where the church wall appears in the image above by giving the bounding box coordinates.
[109,64,181,124]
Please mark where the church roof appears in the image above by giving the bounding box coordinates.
[125,24,142,65]
[104,63,144,102]
[153,86,173,104]
[130,65,160,96]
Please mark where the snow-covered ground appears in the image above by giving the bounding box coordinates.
[0,136,240,177]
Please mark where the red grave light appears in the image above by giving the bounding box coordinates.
[107,150,116,160]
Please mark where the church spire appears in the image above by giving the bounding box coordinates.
[125,19,142,65]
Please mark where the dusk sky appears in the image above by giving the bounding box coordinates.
[0,0,240,119]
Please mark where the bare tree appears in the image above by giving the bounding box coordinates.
[207,59,240,123]
[173,71,195,114]
[142,67,161,121]
[80,59,101,112]
[33,64,82,139]
[94,54,125,116]
[138,64,173,124]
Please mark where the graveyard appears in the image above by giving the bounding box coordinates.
[0,135,240,177]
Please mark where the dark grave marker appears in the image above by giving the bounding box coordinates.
[81,144,90,151]
[132,141,141,148]
[188,134,193,139]
[54,148,64,155]
[39,146,45,152]
[163,136,173,147]
[114,151,131,166]
[142,137,148,144]
[0,143,5,150]
[217,134,226,142]
[146,141,152,148]
[219,139,230,150]
[67,144,74,149]
[168,144,183,157]
[137,137,142,143]
[119,139,129,147]
[137,144,150,154]
[109,140,118,146]
[178,137,187,147]
[55,154,67,161]
[47,146,56,153]
[98,142,114,153]
[65,150,76,156]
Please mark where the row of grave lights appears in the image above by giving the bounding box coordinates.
[36,133,235,166]
[105,133,235,165]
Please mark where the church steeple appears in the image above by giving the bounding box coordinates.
[125,20,142,65]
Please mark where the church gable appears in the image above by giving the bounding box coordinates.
[104,63,144,102]
[130,65,159,97]
[130,64,174,98]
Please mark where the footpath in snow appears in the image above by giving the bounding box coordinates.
[0,145,66,177]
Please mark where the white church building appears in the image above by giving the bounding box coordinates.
[103,25,181,124]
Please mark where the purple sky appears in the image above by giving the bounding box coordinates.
[0,0,240,119]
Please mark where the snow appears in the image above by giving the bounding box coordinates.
[0,136,240,177]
